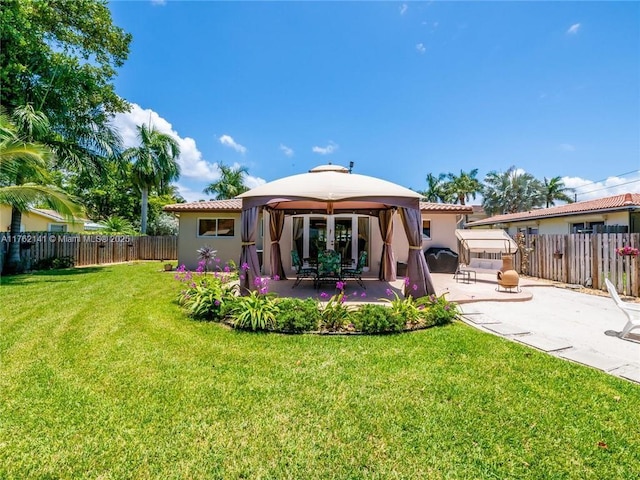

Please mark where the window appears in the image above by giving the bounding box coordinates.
[198,218,235,237]
[422,220,431,239]
[571,221,605,234]
[49,224,67,233]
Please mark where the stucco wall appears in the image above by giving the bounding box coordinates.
[503,211,630,235]
[393,212,461,263]
[176,212,243,270]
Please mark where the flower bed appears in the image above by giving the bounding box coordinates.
[174,253,458,334]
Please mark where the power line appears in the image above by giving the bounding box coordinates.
[576,178,640,197]
[572,169,640,192]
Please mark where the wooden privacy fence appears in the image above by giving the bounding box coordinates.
[0,233,177,269]
[472,233,639,297]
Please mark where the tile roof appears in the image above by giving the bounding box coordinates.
[467,193,640,226]
[163,199,243,212]
[419,202,474,213]
[164,199,472,213]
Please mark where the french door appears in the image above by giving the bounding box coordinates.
[293,215,369,268]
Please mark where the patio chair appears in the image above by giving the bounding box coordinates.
[291,249,317,288]
[605,278,640,338]
[342,250,367,289]
[316,249,342,290]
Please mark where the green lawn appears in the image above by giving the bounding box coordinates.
[1,262,639,479]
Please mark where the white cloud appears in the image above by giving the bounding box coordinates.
[563,171,640,201]
[400,4,408,15]
[111,103,219,181]
[279,144,294,157]
[219,134,247,154]
[567,23,580,35]
[150,0,166,6]
[244,174,266,190]
[174,183,204,203]
[312,141,339,155]
[416,43,426,54]
[559,143,576,152]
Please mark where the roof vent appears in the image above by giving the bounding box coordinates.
[623,193,633,205]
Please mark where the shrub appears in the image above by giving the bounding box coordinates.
[175,263,238,321]
[319,290,353,331]
[147,213,178,236]
[274,298,321,333]
[177,277,238,321]
[380,288,426,327]
[419,294,459,326]
[231,291,280,331]
[353,304,405,334]
[32,256,75,271]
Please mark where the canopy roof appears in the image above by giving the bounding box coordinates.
[455,229,517,254]
[238,164,422,211]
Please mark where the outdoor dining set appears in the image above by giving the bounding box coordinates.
[291,249,367,289]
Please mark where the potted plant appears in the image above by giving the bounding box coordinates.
[616,246,639,257]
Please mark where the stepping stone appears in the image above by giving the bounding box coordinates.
[609,364,640,384]
[514,333,572,352]
[484,323,531,336]
[557,348,627,372]
[461,313,501,325]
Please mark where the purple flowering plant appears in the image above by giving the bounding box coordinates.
[421,292,459,326]
[175,249,240,320]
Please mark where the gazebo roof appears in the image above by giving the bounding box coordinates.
[237,164,422,211]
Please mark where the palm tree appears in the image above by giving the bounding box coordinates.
[446,169,482,205]
[420,173,453,203]
[542,176,574,208]
[1,107,81,273]
[122,123,180,234]
[482,166,544,216]
[204,162,249,199]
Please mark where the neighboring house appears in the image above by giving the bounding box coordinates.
[0,205,103,233]
[466,193,640,234]
[464,205,488,226]
[164,199,472,275]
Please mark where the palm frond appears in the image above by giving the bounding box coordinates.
[0,183,83,218]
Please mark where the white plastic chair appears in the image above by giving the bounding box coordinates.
[605,278,640,338]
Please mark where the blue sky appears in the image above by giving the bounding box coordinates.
[108,0,640,203]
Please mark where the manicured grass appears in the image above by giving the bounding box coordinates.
[1,262,639,479]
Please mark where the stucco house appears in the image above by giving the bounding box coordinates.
[164,164,472,295]
[0,205,103,233]
[465,193,640,234]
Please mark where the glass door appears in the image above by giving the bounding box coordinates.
[292,215,369,270]
[334,217,354,267]
[309,217,328,261]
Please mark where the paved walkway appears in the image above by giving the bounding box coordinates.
[268,271,640,384]
[451,277,640,384]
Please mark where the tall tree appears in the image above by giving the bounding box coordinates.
[0,108,81,273]
[0,0,131,134]
[123,124,181,234]
[446,169,482,205]
[482,166,544,216]
[204,163,250,199]
[542,176,574,208]
[420,173,453,203]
